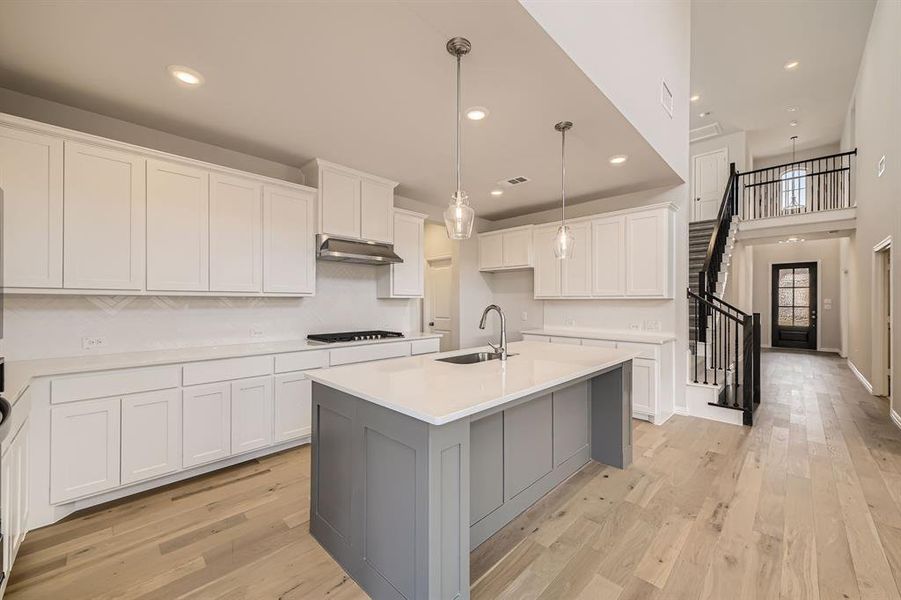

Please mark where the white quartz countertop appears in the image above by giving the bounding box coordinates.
[4,333,441,406]
[521,328,677,345]
[305,341,639,426]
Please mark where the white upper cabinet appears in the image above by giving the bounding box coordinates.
[531,204,674,300]
[146,159,210,291]
[562,221,592,297]
[360,179,394,243]
[377,210,425,298]
[0,127,63,288]
[591,215,625,296]
[478,226,533,272]
[263,185,316,295]
[533,225,561,298]
[64,142,145,290]
[210,174,262,292]
[319,166,360,239]
[302,159,397,243]
[625,208,672,297]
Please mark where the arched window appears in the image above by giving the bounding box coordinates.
[780,168,807,210]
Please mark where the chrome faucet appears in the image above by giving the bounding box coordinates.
[479,304,510,360]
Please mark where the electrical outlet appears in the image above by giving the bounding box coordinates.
[644,320,661,331]
[565,318,576,327]
[521,311,528,321]
[81,336,107,350]
[629,323,640,331]
[250,327,264,338]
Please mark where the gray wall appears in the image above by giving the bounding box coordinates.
[752,239,843,351]
[840,0,901,409]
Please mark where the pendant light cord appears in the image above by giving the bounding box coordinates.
[455,53,462,200]
[560,127,566,226]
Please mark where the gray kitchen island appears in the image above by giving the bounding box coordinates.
[305,340,637,600]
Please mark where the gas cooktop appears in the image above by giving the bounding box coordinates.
[307,330,404,344]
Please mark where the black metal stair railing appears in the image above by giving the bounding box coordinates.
[688,289,761,425]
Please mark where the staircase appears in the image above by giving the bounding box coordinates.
[688,220,715,349]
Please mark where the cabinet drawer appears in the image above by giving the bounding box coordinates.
[329,342,410,366]
[549,336,581,345]
[410,338,440,355]
[581,338,616,349]
[51,366,180,405]
[616,341,659,361]
[183,355,273,386]
[274,350,329,373]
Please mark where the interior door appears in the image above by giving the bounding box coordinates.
[772,262,818,349]
[692,148,728,222]
[425,257,455,352]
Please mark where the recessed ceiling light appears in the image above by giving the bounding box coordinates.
[466,107,488,121]
[690,94,700,102]
[608,155,628,165]
[783,60,800,71]
[167,65,204,87]
[490,189,503,196]
[698,111,712,118]
[787,106,799,112]
[789,120,799,127]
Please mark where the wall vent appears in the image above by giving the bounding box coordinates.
[498,176,530,187]
[689,122,722,143]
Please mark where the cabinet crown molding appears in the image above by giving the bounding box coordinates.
[301,157,399,188]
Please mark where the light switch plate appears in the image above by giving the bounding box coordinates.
[82,336,107,350]
[878,155,886,177]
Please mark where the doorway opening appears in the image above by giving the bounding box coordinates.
[771,261,818,350]
[873,237,892,398]
[424,256,455,352]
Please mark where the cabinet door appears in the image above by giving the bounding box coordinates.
[263,186,316,294]
[320,167,360,239]
[503,229,532,268]
[591,216,625,296]
[121,389,181,484]
[391,212,424,297]
[231,376,273,454]
[626,211,666,297]
[147,159,210,291]
[478,233,504,270]
[50,397,121,503]
[0,127,63,288]
[182,383,231,468]
[64,142,145,289]
[274,372,312,442]
[210,174,261,292]
[360,179,394,243]
[13,423,29,553]
[631,358,658,417]
[562,221,592,297]
[1,440,11,576]
[532,226,561,297]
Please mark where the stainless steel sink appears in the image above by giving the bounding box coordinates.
[436,351,503,364]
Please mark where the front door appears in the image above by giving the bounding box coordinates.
[692,148,728,222]
[772,262,818,349]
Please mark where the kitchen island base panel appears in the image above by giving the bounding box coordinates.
[310,363,631,600]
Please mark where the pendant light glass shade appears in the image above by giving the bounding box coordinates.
[444,37,474,240]
[444,191,474,240]
[553,121,574,259]
[553,224,575,259]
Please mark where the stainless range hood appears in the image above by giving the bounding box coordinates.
[316,234,403,265]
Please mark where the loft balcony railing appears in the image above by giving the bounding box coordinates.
[738,149,856,221]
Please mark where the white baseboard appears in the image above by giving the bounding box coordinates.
[673,406,690,416]
[891,409,901,432]
[847,359,874,394]
[819,347,842,355]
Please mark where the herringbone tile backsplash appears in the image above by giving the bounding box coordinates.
[3,262,420,360]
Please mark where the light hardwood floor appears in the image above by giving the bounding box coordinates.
[7,350,901,599]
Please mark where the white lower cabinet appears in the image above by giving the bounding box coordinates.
[182,383,231,468]
[630,358,658,420]
[50,398,121,503]
[121,389,181,484]
[231,376,273,454]
[2,419,29,579]
[274,372,313,442]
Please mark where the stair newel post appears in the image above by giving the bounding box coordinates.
[693,294,699,384]
[698,271,707,343]
[734,314,741,404]
[712,301,717,379]
[753,313,761,406]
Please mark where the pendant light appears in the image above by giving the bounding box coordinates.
[787,135,801,208]
[444,37,475,240]
[553,121,575,259]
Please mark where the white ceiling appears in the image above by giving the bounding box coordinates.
[0,0,680,220]
[691,0,875,160]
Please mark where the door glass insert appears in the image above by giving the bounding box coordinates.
[777,267,811,327]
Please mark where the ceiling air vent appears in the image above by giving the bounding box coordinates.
[498,176,530,187]
[689,122,723,143]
